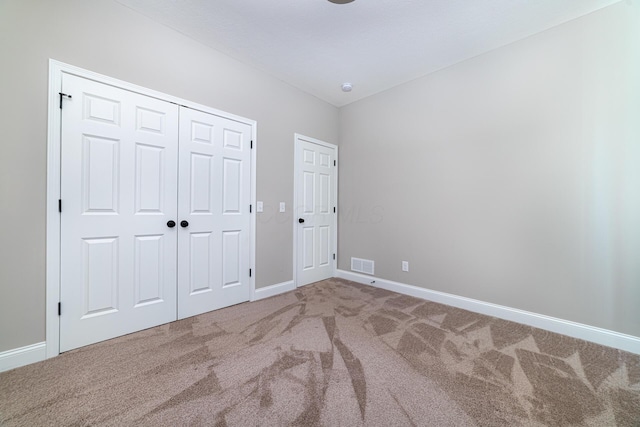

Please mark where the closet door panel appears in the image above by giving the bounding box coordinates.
[60,74,178,352]
[177,107,252,319]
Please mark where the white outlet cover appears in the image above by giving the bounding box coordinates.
[279,202,285,213]
[257,201,263,212]
[402,261,409,272]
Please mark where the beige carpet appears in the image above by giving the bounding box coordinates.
[1,278,639,426]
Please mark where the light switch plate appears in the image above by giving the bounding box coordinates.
[257,201,263,212]
[279,202,286,213]
[402,261,409,272]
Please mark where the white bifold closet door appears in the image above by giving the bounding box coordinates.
[59,74,252,352]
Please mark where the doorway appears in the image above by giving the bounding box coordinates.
[293,134,338,287]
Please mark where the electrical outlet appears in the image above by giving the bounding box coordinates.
[279,202,285,213]
[257,201,264,212]
[402,261,409,272]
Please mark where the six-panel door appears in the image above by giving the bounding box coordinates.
[60,74,179,352]
[296,138,336,286]
[177,107,252,319]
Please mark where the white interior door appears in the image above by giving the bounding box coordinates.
[295,135,337,286]
[177,107,252,318]
[60,74,178,352]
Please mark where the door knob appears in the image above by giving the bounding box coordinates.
[298,218,305,223]
[180,220,189,228]
[167,220,176,228]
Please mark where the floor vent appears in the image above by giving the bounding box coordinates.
[351,257,375,275]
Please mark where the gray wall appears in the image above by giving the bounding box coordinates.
[0,0,338,352]
[338,2,640,337]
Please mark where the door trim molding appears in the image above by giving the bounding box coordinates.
[292,134,338,288]
[46,59,257,358]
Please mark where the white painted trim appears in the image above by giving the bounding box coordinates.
[335,269,640,355]
[253,280,296,301]
[47,59,257,359]
[0,342,47,373]
[293,134,338,288]
[46,61,63,358]
[249,122,257,302]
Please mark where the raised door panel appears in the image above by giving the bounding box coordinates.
[302,227,315,270]
[222,231,241,287]
[319,226,330,267]
[134,235,164,307]
[136,107,166,135]
[190,153,214,214]
[303,172,315,214]
[319,173,330,214]
[83,94,120,126]
[222,158,242,214]
[81,237,119,318]
[82,135,120,214]
[189,232,214,295]
[135,144,164,214]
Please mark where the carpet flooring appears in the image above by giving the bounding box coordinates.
[1,278,639,426]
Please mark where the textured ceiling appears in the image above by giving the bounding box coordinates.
[116,0,621,107]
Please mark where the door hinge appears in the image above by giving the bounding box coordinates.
[58,302,61,316]
[249,204,252,213]
[58,199,62,213]
[249,268,252,277]
[251,140,253,149]
[333,253,336,260]
[59,92,72,109]
[334,160,336,166]
[333,207,336,213]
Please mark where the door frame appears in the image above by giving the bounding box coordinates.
[292,133,338,288]
[46,59,257,358]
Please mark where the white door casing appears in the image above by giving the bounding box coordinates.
[294,134,337,287]
[48,60,256,356]
[177,107,253,318]
[59,74,179,352]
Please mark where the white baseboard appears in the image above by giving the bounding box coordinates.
[253,280,296,301]
[0,342,47,373]
[335,269,640,355]
[1,282,297,373]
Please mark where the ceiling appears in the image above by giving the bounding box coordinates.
[116,0,621,107]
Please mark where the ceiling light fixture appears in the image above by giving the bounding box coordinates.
[328,0,355,4]
[341,83,353,92]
